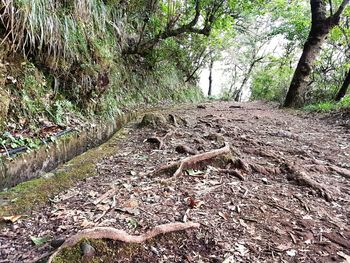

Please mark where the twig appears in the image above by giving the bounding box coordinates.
[266,202,292,213]
[329,165,350,179]
[293,195,310,212]
[48,222,200,263]
[289,232,297,244]
[27,251,53,263]
[93,189,115,205]
[217,168,245,181]
[145,131,173,150]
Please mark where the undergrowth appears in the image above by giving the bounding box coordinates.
[304,95,350,112]
[0,0,204,135]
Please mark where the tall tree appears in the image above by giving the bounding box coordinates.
[284,0,350,107]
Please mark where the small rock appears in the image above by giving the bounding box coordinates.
[197,105,206,109]
[50,239,65,248]
[42,173,55,179]
[150,246,159,255]
[139,113,167,128]
[81,242,96,258]
[261,178,268,184]
[175,145,197,155]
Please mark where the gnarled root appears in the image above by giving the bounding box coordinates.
[48,222,200,263]
[286,166,333,202]
[217,168,245,181]
[154,144,231,177]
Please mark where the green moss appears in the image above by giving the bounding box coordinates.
[139,113,167,128]
[51,232,188,262]
[0,128,128,217]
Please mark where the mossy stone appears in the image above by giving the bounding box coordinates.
[139,113,167,128]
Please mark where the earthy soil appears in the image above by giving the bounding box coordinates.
[1,101,350,263]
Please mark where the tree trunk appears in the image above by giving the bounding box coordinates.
[284,0,349,107]
[335,68,350,101]
[208,59,214,97]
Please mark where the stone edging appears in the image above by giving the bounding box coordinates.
[0,111,138,190]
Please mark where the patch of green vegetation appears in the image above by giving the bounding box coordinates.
[53,241,84,263]
[304,95,350,112]
[304,101,336,112]
[52,232,189,263]
[0,132,41,153]
[251,63,293,103]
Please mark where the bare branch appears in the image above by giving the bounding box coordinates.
[127,0,226,55]
[329,0,333,16]
[331,0,350,24]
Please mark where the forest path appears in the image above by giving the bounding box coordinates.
[1,101,350,262]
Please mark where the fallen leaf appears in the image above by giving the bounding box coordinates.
[187,196,205,209]
[286,249,297,257]
[222,255,235,263]
[235,243,249,256]
[123,199,139,208]
[30,236,51,246]
[276,244,291,251]
[188,197,197,208]
[81,219,94,228]
[219,212,229,221]
[186,169,206,176]
[96,204,110,211]
[239,219,248,228]
[338,251,350,263]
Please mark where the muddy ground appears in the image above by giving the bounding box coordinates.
[0,101,350,263]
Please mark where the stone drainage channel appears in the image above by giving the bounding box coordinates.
[0,111,138,191]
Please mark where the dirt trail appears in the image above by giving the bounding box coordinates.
[1,101,350,263]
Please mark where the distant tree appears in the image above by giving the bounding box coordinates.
[208,58,214,96]
[335,69,350,100]
[284,0,350,107]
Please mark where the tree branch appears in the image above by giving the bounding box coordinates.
[127,0,225,55]
[329,0,334,16]
[331,0,350,24]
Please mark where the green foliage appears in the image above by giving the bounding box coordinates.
[268,0,310,44]
[251,61,294,103]
[338,94,350,107]
[304,95,350,112]
[0,0,208,131]
[304,101,336,112]
[0,132,41,152]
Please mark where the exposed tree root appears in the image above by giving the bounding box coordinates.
[217,168,245,181]
[146,137,164,149]
[329,165,350,179]
[48,222,200,263]
[175,144,197,155]
[250,163,280,175]
[168,114,178,127]
[154,144,231,177]
[233,158,251,173]
[286,166,333,202]
[323,232,350,249]
[145,131,173,150]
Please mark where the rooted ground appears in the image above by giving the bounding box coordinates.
[1,101,350,263]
